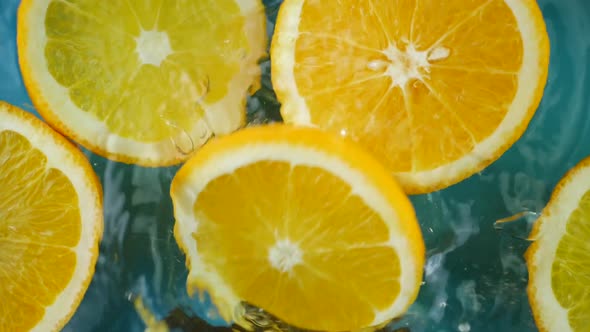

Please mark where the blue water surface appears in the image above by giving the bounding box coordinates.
[1,0,589,331]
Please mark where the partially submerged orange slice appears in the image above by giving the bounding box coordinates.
[0,101,103,331]
[171,124,425,331]
[271,0,550,194]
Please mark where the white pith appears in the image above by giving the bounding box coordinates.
[135,30,172,67]
[268,239,303,273]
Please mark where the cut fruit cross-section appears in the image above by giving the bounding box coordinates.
[171,124,425,331]
[17,0,267,166]
[271,0,550,194]
[526,156,590,332]
[0,101,103,332]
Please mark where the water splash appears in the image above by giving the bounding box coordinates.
[134,299,400,332]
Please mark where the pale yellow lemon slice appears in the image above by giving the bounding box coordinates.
[526,156,590,332]
[17,0,266,166]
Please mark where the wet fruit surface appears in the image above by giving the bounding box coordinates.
[2,0,590,331]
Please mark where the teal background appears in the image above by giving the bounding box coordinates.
[1,0,589,331]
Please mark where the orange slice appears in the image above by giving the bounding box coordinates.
[271,0,550,194]
[171,124,425,331]
[17,0,266,166]
[0,101,103,331]
[526,156,590,332]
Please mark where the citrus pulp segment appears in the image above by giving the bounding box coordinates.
[0,101,103,332]
[17,0,267,166]
[526,156,590,332]
[171,124,425,331]
[271,0,550,194]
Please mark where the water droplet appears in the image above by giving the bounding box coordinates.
[170,129,196,156]
[125,291,135,302]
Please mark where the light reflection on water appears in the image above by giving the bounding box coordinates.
[1,0,590,331]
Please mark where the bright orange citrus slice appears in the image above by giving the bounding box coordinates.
[271,0,550,194]
[171,124,424,331]
[17,0,266,166]
[526,156,590,332]
[0,101,103,331]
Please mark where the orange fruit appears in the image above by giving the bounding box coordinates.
[17,0,266,166]
[171,124,424,331]
[271,0,550,194]
[0,101,103,331]
[526,156,590,332]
